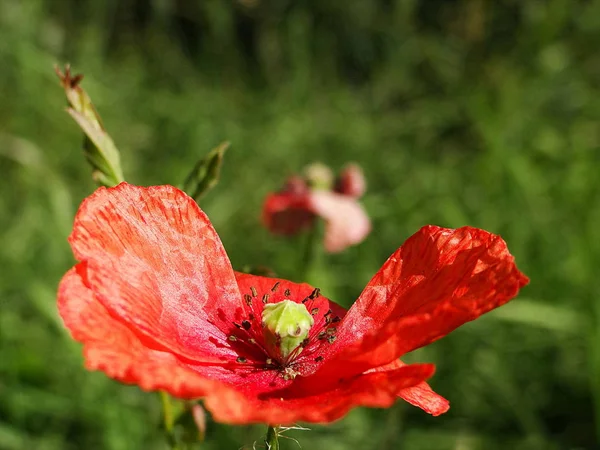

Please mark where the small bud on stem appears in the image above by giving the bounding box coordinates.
[55,64,124,187]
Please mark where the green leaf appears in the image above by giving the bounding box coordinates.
[181,141,229,202]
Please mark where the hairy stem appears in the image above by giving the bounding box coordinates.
[265,425,280,450]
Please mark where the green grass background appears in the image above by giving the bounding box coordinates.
[1,0,599,448]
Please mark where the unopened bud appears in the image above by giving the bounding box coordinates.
[336,163,366,198]
[191,403,207,441]
[304,162,334,190]
[181,141,229,202]
[55,64,124,187]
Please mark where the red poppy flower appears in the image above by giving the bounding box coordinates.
[58,183,528,425]
[263,166,371,253]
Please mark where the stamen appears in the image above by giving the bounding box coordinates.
[228,335,237,342]
[236,356,247,363]
[311,307,319,315]
[262,293,270,304]
[327,335,336,344]
[284,289,291,296]
[282,366,300,380]
[250,286,257,297]
[326,327,337,335]
[242,320,251,330]
[309,288,320,299]
[331,316,341,323]
[315,356,324,362]
[271,282,280,292]
[244,294,252,306]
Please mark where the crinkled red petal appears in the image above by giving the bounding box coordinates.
[68,183,242,364]
[58,264,217,397]
[309,191,371,253]
[204,362,435,424]
[325,226,529,374]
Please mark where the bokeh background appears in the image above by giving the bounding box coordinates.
[1,1,599,449]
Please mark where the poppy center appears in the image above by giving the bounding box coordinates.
[262,300,314,361]
[229,281,342,380]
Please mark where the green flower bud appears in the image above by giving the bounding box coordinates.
[262,300,314,360]
[304,162,334,190]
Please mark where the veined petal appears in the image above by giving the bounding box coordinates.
[203,362,435,424]
[58,264,216,397]
[327,226,528,373]
[68,183,241,363]
[309,191,371,253]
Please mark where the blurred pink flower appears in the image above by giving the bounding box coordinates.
[263,163,370,253]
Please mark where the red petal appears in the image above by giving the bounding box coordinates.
[329,226,529,373]
[58,264,216,397]
[262,191,315,235]
[262,178,370,252]
[398,381,450,416]
[382,360,449,416]
[204,362,435,424]
[234,272,347,319]
[309,191,371,253]
[68,183,241,363]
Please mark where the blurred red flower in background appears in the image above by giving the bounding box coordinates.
[263,163,371,253]
[58,183,528,424]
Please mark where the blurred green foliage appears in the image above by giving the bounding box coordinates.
[1,0,599,448]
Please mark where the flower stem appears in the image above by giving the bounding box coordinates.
[299,219,321,281]
[161,391,175,433]
[265,425,280,450]
[161,392,185,449]
[591,300,600,440]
